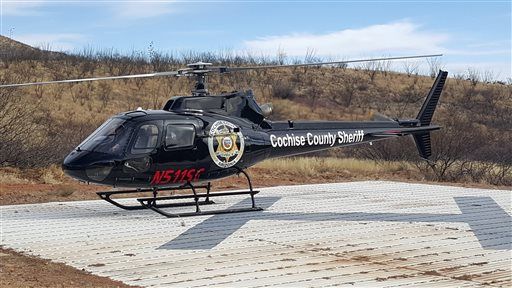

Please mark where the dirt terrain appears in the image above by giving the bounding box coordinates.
[0,248,135,288]
[0,167,312,205]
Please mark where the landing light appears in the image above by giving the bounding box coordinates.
[86,165,113,181]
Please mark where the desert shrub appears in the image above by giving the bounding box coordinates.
[271,81,296,99]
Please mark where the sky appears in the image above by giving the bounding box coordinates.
[1,0,510,80]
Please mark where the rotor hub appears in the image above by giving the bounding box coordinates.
[187,61,212,70]
[180,62,213,96]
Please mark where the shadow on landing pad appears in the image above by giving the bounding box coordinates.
[159,196,511,251]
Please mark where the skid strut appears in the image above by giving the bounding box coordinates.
[138,169,263,218]
[97,183,215,211]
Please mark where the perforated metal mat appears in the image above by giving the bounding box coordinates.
[1,181,511,287]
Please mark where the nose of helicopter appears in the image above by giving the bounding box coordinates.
[62,150,86,180]
[62,150,115,183]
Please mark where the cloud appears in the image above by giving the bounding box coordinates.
[447,49,510,56]
[1,0,46,16]
[14,33,85,51]
[446,62,511,81]
[466,40,510,49]
[243,21,448,57]
[447,40,510,57]
[114,0,176,19]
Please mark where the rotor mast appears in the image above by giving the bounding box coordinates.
[186,62,212,96]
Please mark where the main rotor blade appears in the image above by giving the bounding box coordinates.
[0,70,181,88]
[0,54,443,88]
[217,54,443,73]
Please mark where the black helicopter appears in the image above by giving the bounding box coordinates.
[1,55,447,217]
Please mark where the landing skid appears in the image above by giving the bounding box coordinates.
[96,169,262,217]
[96,184,215,211]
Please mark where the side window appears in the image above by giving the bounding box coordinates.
[132,124,159,154]
[165,125,195,149]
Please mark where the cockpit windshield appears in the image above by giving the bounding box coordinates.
[78,118,133,155]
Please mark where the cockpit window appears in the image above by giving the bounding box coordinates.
[132,124,159,154]
[78,118,132,155]
[165,124,195,148]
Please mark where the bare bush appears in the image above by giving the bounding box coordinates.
[362,61,382,83]
[327,74,364,107]
[0,75,44,167]
[355,138,415,164]
[426,57,444,78]
[402,61,419,77]
[466,68,480,86]
[97,82,112,107]
[418,113,485,181]
[271,81,296,100]
[395,82,425,117]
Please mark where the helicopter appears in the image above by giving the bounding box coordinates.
[0,54,447,218]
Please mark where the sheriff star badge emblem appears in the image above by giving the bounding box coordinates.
[208,120,244,168]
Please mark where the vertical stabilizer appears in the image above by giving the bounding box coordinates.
[413,70,448,159]
[417,70,448,126]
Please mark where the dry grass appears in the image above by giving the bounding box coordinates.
[256,157,413,178]
[39,164,66,184]
[0,165,66,184]
[53,184,76,197]
[0,167,35,184]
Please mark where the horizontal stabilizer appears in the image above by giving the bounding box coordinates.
[369,125,440,137]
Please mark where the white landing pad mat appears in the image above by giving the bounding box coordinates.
[1,181,511,287]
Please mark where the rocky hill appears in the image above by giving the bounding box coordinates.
[0,35,65,60]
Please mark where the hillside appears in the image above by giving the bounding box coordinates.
[0,36,510,186]
[0,35,33,51]
[0,35,65,64]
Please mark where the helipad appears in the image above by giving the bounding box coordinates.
[1,181,511,287]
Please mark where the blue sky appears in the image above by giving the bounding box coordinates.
[1,0,510,80]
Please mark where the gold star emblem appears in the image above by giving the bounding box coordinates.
[208,121,245,168]
[215,132,239,163]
